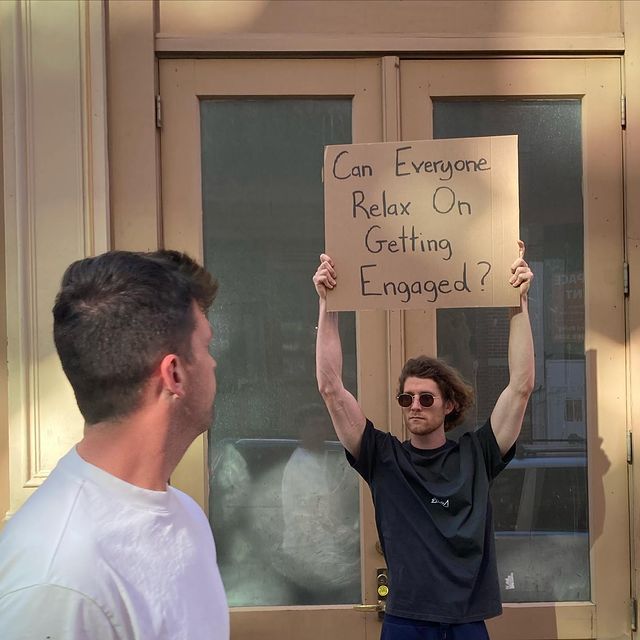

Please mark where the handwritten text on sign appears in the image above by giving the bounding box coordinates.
[323,136,520,311]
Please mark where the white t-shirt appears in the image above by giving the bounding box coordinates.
[0,447,229,640]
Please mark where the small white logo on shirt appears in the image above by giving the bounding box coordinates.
[430,497,449,508]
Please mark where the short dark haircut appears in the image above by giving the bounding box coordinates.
[398,356,474,430]
[53,250,218,424]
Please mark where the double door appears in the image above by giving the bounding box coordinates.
[160,57,628,640]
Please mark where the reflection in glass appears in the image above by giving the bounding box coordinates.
[433,100,589,602]
[279,406,360,601]
[200,99,360,606]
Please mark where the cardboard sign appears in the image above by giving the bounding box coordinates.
[323,135,520,311]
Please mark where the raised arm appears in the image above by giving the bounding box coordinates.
[313,254,366,458]
[491,241,535,456]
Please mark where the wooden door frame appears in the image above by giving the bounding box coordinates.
[625,3,640,640]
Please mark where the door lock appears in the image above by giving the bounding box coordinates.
[376,567,389,617]
[352,567,389,619]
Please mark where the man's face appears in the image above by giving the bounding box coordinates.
[181,303,217,435]
[401,376,453,438]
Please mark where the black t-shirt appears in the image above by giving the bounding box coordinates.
[347,418,514,624]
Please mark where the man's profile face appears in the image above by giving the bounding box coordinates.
[181,303,217,435]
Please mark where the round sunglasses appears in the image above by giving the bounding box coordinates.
[396,392,437,408]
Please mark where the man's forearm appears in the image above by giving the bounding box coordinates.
[491,246,535,453]
[508,295,535,397]
[314,296,366,457]
[316,297,345,397]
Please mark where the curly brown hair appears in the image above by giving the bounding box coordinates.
[398,356,474,430]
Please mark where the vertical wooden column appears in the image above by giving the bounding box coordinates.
[381,56,409,439]
[624,0,640,629]
[0,0,110,523]
[394,59,438,441]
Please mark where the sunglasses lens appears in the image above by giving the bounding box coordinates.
[397,394,412,408]
[419,393,435,407]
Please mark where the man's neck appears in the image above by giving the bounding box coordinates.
[409,430,447,450]
[76,415,186,491]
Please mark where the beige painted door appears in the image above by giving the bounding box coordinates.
[160,56,628,639]
[159,58,391,640]
[400,59,628,639]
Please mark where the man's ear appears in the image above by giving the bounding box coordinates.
[159,353,186,398]
[444,399,455,416]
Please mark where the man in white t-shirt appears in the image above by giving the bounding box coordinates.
[0,250,229,640]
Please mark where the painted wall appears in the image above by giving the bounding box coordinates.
[0,0,109,523]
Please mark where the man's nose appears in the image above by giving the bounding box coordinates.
[411,395,422,409]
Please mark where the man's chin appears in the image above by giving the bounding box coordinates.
[405,420,426,433]
[200,407,215,434]
[193,407,215,436]
[405,419,439,435]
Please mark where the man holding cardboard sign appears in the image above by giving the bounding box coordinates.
[313,242,533,639]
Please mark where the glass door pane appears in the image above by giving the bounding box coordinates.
[200,98,360,606]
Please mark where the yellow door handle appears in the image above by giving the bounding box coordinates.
[353,603,383,612]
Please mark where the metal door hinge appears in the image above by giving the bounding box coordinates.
[621,95,627,129]
[624,261,629,296]
[155,95,162,129]
[631,596,637,632]
[627,431,633,464]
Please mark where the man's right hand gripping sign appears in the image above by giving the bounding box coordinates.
[313,242,533,640]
